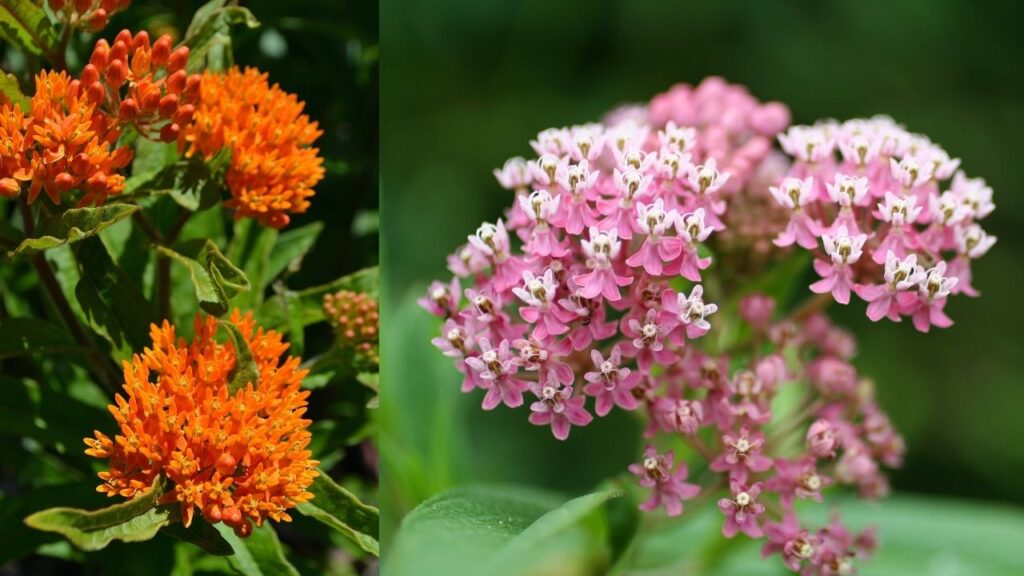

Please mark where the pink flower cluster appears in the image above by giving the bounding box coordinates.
[423,79,991,574]
[774,117,996,332]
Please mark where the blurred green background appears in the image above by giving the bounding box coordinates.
[1,0,377,573]
[380,0,1024,564]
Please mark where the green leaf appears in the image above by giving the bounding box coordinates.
[219,319,259,394]
[0,0,58,59]
[182,1,260,73]
[387,486,623,576]
[4,204,140,260]
[131,151,230,210]
[158,239,250,316]
[124,139,180,195]
[160,517,233,556]
[257,266,379,330]
[74,236,157,361]
[227,218,277,308]
[264,221,323,288]
[0,317,75,359]
[217,523,300,576]
[1,70,29,112]
[296,471,380,556]
[24,478,169,551]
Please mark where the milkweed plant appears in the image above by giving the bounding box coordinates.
[1,0,378,571]
[423,77,995,574]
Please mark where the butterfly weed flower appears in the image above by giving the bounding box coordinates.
[179,67,325,229]
[84,30,201,142]
[25,70,132,205]
[84,311,318,537]
[417,77,989,573]
[0,101,31,198]
[48,0,132,31]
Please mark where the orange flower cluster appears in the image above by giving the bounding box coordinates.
[179,67,325,229]
[0,103,30,198]
[48,0,132,31]
[324,290,380,367]
[85,30,200,142]
[84,311,319,537]
[24,70,133,205]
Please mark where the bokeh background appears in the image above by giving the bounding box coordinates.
[1,0,378,573]
[380,0,1024,566]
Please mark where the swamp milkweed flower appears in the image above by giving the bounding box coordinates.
[84,311,318,537]
[179,67,325,229]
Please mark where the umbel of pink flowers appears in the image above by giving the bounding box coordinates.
[421,77,994,575]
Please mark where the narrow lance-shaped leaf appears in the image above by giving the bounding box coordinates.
[160,516,234,556]
[217,523,300,576]
[74,236,157,361]
[4,204,140,260]
[296,471,380,556]
[0,318,76,360]
[23,477,170,551]
[0,0,59,59]
[159,239,250,316]
[219,320,260,394]
[258,266,379,330]
[1,71,30,112]
[182,0,260,72]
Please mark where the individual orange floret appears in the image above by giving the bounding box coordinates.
[179,67,325,229]
[0,101,31,198]
[83,30,201,142]
[26,70,132,205]
[48,0,132,31]
[83,310,319,537]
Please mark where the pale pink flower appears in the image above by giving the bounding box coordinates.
[582,347,639,416]
[810,226,866,305]
[528,373,592,440]
[718,480,766,538]
[629,447,700,517]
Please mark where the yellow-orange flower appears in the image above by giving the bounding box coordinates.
[0,101,31,198]
[179,67,324,229]
[26,70,132,206]
[84,311,319,537]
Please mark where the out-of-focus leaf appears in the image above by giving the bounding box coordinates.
[387,486,622,576]
[297,471,380,556]
[182,0,260,73]
[158,239,250,316]
[24,478,169,551]
[219,319,259,394]
[351,210,379,237]
[0,0,58,59]
[161,517,233,556]
[0,481,108,564]
[74,236,157,361]
[0,317,75,359]
[1,70,29,111]
[265,221,323,287]
[4,205,139,260]
[258,266,378,330]
[124,139,180,194]
[227,219,276,308]
[218,523,300,576]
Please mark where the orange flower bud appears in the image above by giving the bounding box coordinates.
[165,69,186,95]
[167,46,189,72]
[158,93,178,118]
[151,35,172,67]
[88,9,108,31]
[104,59,127,88]
[118,98,139,121]
[159,122,179,142]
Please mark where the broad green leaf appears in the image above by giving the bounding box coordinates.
[161,517,233,556]
[4,204,140,260]
[130,151,230,210]
[296,471,380,556]
[219,319,260,394]
[218,523,300,576]
[24,478,169,551]
[0,0,58,59]
[182,1,260,73]
[0,317,75,359]
[387,486,622,576]
[264,222,324,287]
[257,266,379,330]
[74,236,157,361]
[1,70,29,112]
[159,239,250,316]
[227,219,277,308]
